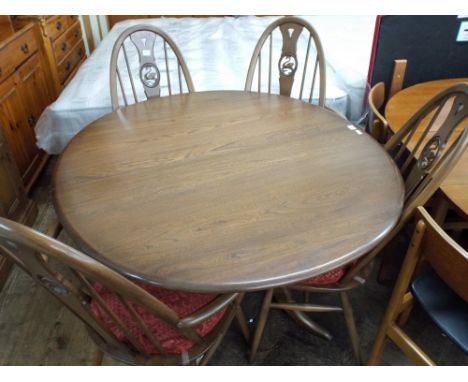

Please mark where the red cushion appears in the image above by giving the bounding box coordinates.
[90,282,225,355]
[301,267,346,285]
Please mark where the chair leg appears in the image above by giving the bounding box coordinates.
[92,348,104,366]
[397,294,414,327]
[201,301,242,366]
[249,288,273,363]
[368,220,426,365]
[340,291,362,364]
[235,303,251,343]
[200,332,225,366]
[278,287,333,340]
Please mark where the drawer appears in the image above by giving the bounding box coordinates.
[45,15,68,41]
[52,21,82,64]
[57,39,85,84]
[66,16,79,26]
[0,27,38,81]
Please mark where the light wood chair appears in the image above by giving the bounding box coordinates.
[249,83,468,364]
[110,25,194,111]
[368,60,407,143]
[367,206,468,365]
[245,16,326,106]
[0,217,245,366]
[368,82,389,143]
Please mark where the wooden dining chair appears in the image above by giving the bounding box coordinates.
[110,25,194,111]
[245,16,326,106]
[368,82,389,143]
[0,217,245,365]
[367,206,468,365]
[249,83,468,364]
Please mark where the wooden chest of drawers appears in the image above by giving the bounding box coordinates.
[0,27,39,81]
[0,23,52,192]
[12,16,86,97]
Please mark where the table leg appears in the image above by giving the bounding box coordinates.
[275,288,333,340]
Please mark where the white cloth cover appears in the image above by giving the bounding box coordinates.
[35,16,375,154]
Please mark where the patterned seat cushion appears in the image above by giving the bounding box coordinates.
[90,282,225,355]
[301,267,346,285]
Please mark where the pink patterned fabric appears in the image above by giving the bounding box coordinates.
[301,267,346,285]
[90,282,225,355]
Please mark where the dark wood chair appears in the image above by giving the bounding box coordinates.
[368,82,389,143]
[249,83,468,364]
[245,16,326,106]
[368,206,468,365]
[0,217,245,365]
[110,25,194,111]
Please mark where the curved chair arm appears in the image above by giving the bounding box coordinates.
[177,293,239,329]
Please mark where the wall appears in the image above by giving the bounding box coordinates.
[370,15,468,95]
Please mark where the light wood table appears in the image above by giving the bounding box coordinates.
[54,91,404,293]
[385,78,468,220]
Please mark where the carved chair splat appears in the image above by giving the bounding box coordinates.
[110,25,194,111]
[245,16,326,106]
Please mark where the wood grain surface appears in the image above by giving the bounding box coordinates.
[385,78,468,218]
[54,91,404,292]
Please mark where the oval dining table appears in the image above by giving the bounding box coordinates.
[54,91,404,294]
[386,78,468,222]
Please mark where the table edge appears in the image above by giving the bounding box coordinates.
[52,91,405,292]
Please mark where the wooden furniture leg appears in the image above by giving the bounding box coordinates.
[249,288,273,363]
[340,291,362,364]
[276,287,333,340]
[235,301,251,343]
[92,348,104,366]
[367,221,426,365]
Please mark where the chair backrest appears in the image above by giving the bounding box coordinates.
[368,82,388,143]
[245,16,326,106]
[0,217,237,365]
[385,83,468,222]
[416,207,468,302]
[110,25,195,111]
[344,84,468,283]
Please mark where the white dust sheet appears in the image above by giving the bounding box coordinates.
[35,16,375,154]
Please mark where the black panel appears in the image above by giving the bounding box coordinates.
[371,16,468,95]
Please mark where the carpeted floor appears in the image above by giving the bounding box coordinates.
[0,157,466,365]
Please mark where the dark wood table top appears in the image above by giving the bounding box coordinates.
[385,78,468,218]
[54,91,404,292]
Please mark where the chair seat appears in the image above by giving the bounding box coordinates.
[301,267,346,285]
[90,283,225,355]
[411,270,468,354]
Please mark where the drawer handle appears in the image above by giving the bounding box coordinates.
[56,21,62,30]
[65,62,71,71]
[61,42,67,51]
[21,43,29,54]
[28,115,36,127]
[78,48,83,57]
[74,30,79,38]
[0,67,2,76]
